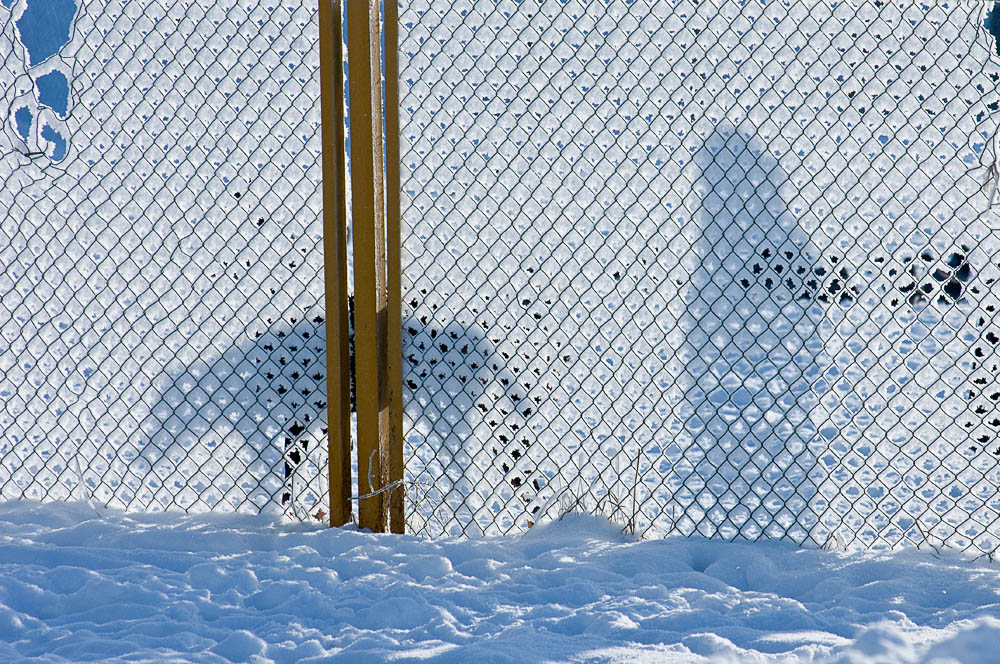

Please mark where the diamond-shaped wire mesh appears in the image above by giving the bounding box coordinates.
[1,0,329,520]
[399,0,1000,551]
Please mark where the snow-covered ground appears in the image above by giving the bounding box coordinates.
[1,500,999,663]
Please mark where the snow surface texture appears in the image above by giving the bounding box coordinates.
[0,1,330,519]
[399,0,1000,549]
[3,501,1000,663]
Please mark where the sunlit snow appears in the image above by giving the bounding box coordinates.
[2,502,1000,663]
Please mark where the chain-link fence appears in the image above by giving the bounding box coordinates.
[0,0,329,520]
[10,0,1000,551]
[399,0,1000,553]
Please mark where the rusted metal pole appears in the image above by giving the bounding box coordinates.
[319,0,352,527]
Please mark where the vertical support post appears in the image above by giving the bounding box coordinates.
[319,0,352,527]
[347,0,389,531]
[383,0,404,534]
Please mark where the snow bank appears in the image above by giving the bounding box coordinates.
[0,501,999,663]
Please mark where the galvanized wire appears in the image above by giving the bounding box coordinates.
[0,0,329,520]
[399,0,1000,552]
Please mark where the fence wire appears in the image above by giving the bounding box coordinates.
[399,0,1000,553]
[0,0,329,520]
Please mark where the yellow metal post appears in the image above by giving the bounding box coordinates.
[384,0,404,535]
[319,0,352,527]
[347,0,389,532]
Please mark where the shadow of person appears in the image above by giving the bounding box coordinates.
[141,315,328,519]
[671,121,831,544]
